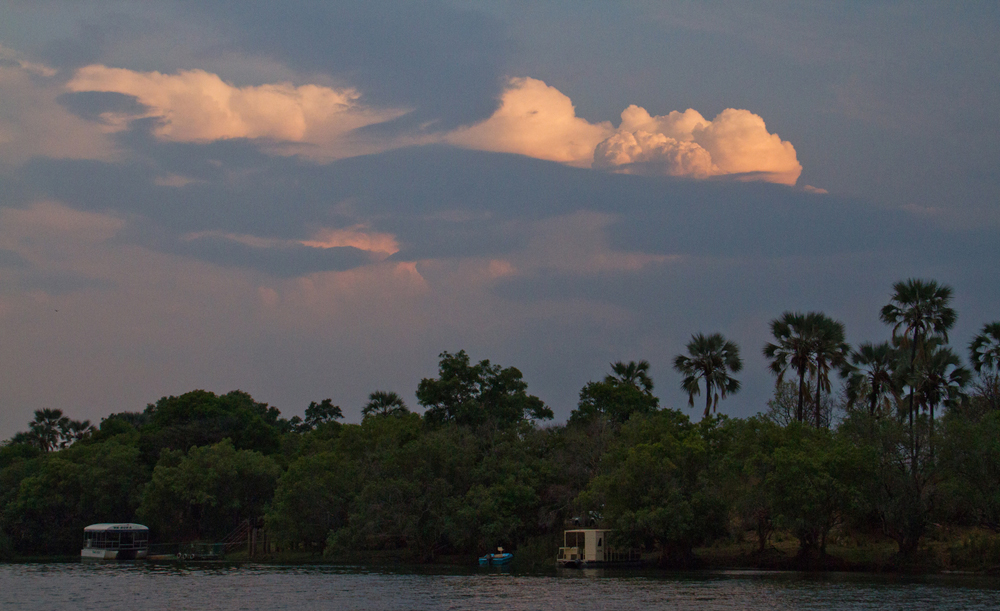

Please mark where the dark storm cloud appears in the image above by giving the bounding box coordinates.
[173,0,513,129]
[56,91,150,124]
[168,235,378,278]
[18,120,998,281]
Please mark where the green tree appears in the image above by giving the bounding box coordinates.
[10,409,92,452]
[880,279,957,465]
[608,360,654,393]
[763,312,817,424]
[266,450,359,550]
[139,390,283,462]
[362,391,409,419]
[2,438,147,554]
[576,410,727,566]
[673,333,743,418]
[416,350,552,428]
[138,439,281,542]
[939,410,1000,531]
[838,410,930,556]
[810,315,850,428]
[571,361,659,425]
[969,322,1000,412]
[847,342,899,417]
[910,341,969,456]
[720,417,784,552]
[304,398,344,429]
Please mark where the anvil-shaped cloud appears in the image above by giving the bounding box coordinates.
[449,78,802,185]
[61,66,801,184]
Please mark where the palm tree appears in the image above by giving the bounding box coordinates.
[969,322,1000,411]
[606,360,654,394]
[969,322,1000,373]
[810,315,850,428]
[880,279,956,462]
[913,342,969,456]
[846,341,898,417]
[673,333,743,418]
[362,390,409,419]
[28,408,69,452]
[763,312,816,424]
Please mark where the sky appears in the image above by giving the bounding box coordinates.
[1,1,998,438]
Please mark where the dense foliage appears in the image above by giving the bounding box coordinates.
[1,279,998,568]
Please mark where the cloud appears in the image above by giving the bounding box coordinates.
[446,77,614,166]
[0,56,117,164]
[66,65,407,157]
[446,78,801,185]
[594,105,803,185]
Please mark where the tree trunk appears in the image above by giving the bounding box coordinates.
[815,370,823,428]
[797,369,806,423]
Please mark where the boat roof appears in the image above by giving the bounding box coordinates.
[84,523,149,532]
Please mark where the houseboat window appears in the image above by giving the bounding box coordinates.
[597,537,602,546]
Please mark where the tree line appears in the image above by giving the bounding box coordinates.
[1,278,998,567]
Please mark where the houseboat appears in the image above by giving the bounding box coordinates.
[556,529,641,568]
[81,523,149,560]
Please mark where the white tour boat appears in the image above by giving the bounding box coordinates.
[81,523,149,560]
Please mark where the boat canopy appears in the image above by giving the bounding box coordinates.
[84,523,149,532]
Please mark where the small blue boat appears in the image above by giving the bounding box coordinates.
[478,547,513,566]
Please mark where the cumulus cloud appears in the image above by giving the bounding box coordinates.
[66,65,407,157]
[448,78,801,185]
[445,77,614,167]
[595,105,802,185]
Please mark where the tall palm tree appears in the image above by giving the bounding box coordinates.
[673,333,743,418]
[969,322,1000,373]
[880,279,956,462]
[763,312,816,424]
[362,390,409,419]
[810,314,850,428]
[28,408,70,452]
[846,341,899,417]
[969,321,1000,411]
[913,342,969,456]
[606,360,654,394]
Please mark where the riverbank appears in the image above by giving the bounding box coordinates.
[7,528,999,576]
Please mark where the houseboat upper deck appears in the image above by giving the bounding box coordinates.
[556,529,641,567]
[81,523,149,560]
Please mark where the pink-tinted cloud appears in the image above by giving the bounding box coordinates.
[182,226,399,259]
[449,79,802,185]
[594,106,802,185]
[66,65,407,157]
[0,54,117,164]
[445,77,614,166]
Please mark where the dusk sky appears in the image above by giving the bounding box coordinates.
[1,1,998,438]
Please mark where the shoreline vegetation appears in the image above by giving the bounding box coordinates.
[2,278,999,577]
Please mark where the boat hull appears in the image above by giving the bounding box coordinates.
[81,548,148,560]
[479,553,513,566]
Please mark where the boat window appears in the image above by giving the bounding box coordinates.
[597,537,602,546]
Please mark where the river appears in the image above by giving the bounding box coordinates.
[1,563,998,610]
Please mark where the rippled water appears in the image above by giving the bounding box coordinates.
[2,563,998,611]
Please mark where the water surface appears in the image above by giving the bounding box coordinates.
[2,563,997,610]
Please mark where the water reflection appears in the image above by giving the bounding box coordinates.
[1,563,997,611]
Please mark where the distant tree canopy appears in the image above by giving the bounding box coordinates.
[417,350,553,428]
[571,360,660,425]
[2,281,999,566]
[139,389,285,462]
[9,409,91,453]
